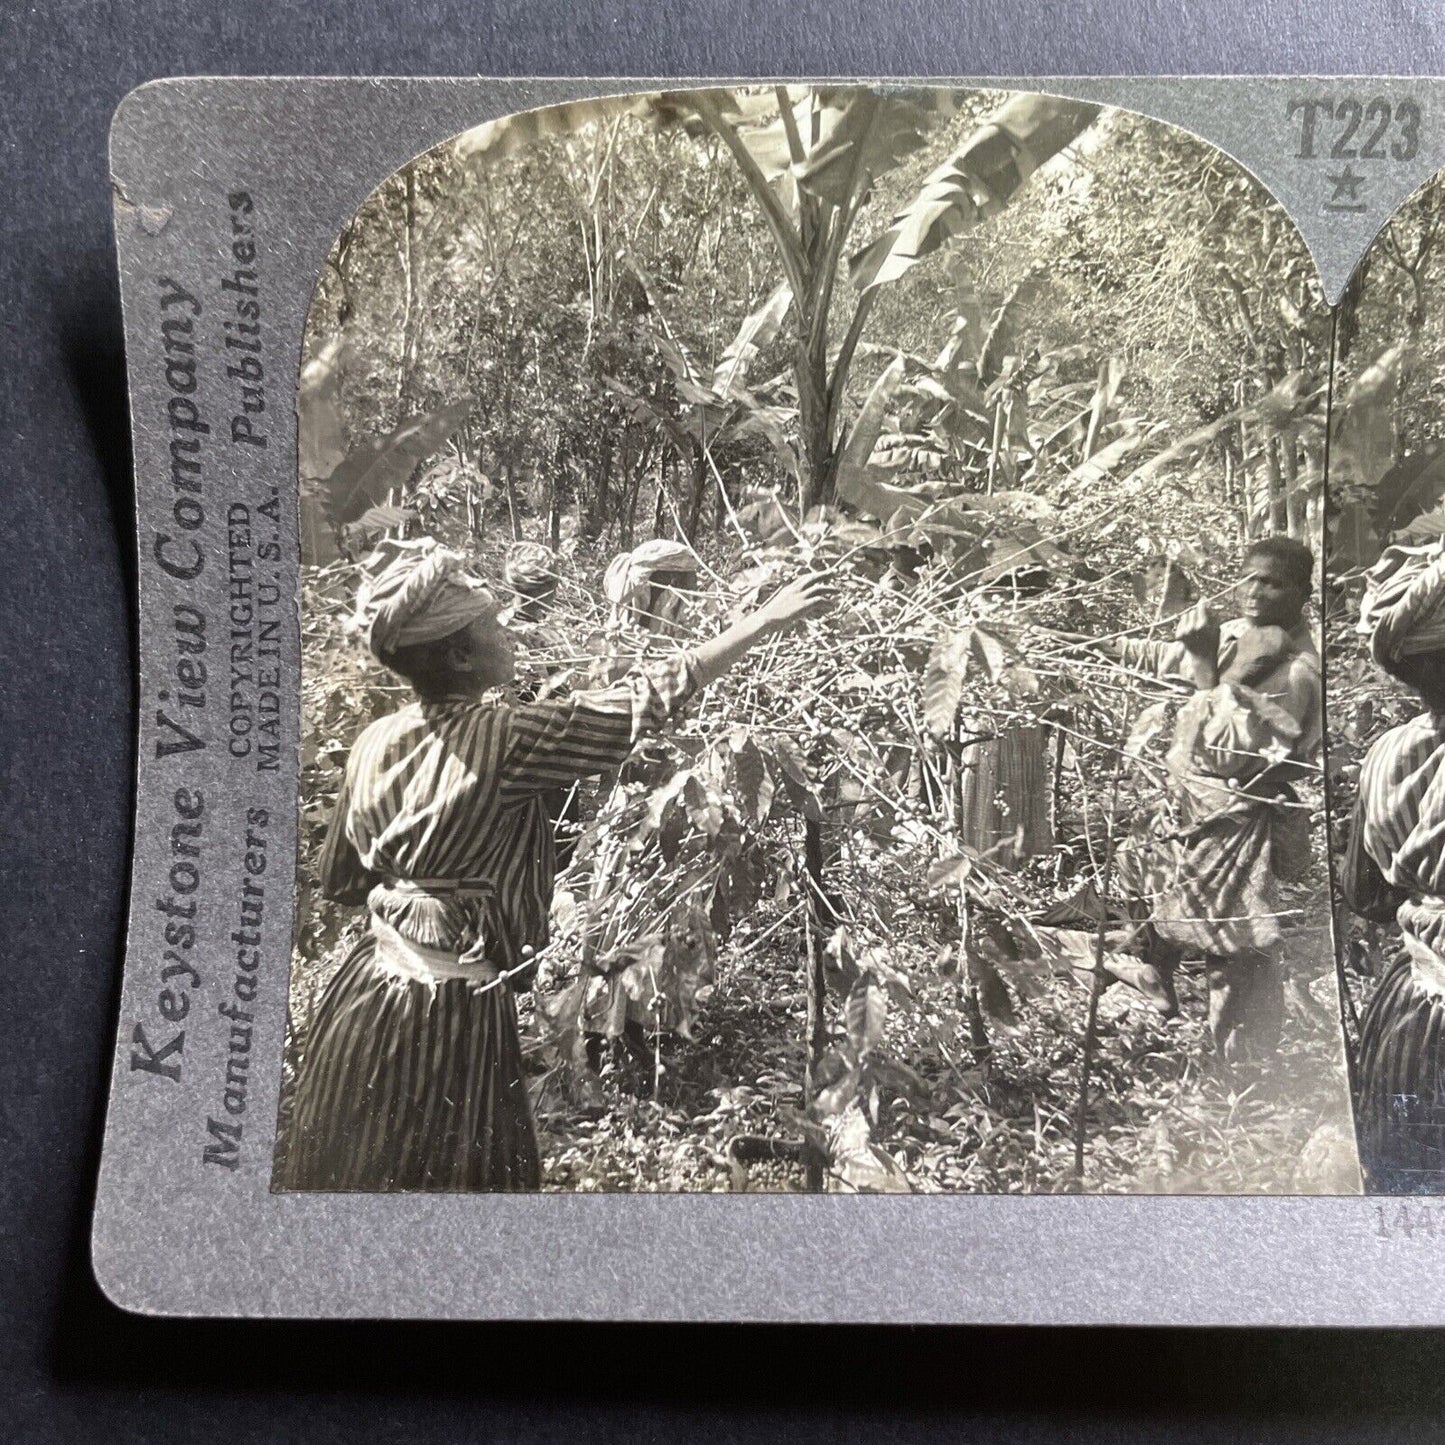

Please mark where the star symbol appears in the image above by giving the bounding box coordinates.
[1324,164,1368,212]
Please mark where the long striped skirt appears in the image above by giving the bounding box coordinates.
[1116,790,1309,959]
[285,936,541,1191]
[1357,954,1445,1194]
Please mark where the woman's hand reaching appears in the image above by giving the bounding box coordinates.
[1174,600,1220,659]
[1174,599,1221,689]
[690,569,835,688]
[753,570,835,636]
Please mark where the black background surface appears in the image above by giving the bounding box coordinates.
[8,2,1445,1439]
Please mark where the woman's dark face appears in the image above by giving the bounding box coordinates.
[1239,555,1308,628]
[636,573,692,636]
[450,612,516,691]
[1397,650,1445,710]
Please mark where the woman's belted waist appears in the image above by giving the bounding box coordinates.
[370,916,500,987]
[380,876,496,898]
[366,874,498,922]
[366,877,504,987]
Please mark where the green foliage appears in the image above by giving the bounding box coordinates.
[283,86,1353,1195]
[321,403,473,527]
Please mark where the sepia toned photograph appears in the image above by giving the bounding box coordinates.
[272,85,1360,1196]
[1324,169,1445,1195]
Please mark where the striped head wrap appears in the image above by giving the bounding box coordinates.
[503,542,560,599]
[1359,538,1445,673]
[350,537,499,659]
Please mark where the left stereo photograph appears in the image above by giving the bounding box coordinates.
[271,85,1358,1198]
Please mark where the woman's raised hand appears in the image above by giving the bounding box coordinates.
[690,570,836,688]
[754,570,835,635]
[1174,599,1220,658]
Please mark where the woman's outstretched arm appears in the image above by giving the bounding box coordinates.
[500,570,834,794]
[689,571,833,687]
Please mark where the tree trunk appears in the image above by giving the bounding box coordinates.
[587,435,612,540]
[949,721,990,1060]
[548,436,563,551]
[653,452,669,538]
[715,465,731,537]
[1281,430,1305,540]
[466,476,481,539]
[621,442,646,549]
[684,448,708,543]
[504,456,522,542]
[1238,407,1267,540]
[795,329,832,515]
[1264,429,1287,535]
[398,165,420,413]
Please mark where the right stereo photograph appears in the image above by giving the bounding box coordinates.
[1327,166,1445,1195]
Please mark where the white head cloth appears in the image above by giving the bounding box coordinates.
[349,537,499,659]
[602,539,699,609]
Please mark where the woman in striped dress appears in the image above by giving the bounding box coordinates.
[287,538,830,1191]
[1347,539,1445,1192]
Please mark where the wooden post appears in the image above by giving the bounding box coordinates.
[802,817,828,1193]
[960,726,1052,868]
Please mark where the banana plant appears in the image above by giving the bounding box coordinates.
[681,87,1101,513]
[668,87,1101,1165]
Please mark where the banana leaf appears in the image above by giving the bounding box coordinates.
[788,93,932,207]
[1332,344,1408,497]
[1370,446,1445,537]
[833,355,907,515]
[734,89,931,194]
[322,402,472,526]
[712,283,793,398]
[850,96,1100,292]
[1119,372,1317,493]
